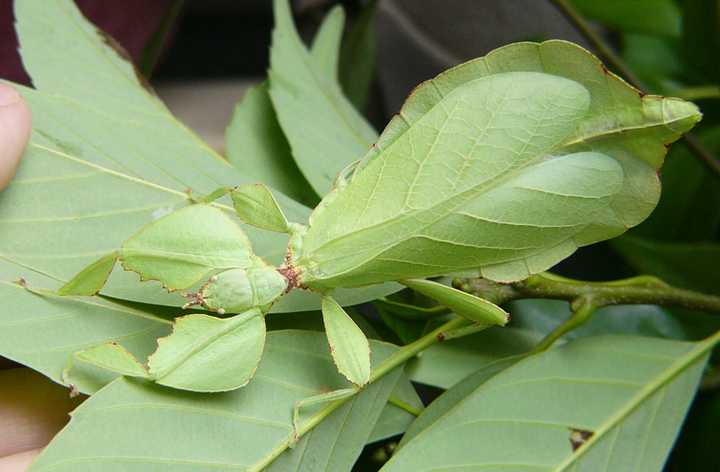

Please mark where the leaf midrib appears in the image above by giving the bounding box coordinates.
[556,331,720,470]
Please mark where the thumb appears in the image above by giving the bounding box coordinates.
[0,84,31,190]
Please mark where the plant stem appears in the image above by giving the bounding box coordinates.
[675,85,720,101]
[370,317,469,383]
[530,297,598,353]
[456,273,720,314]
[549,0,720,178]
[254,317,470,470]
[388,396,423,416]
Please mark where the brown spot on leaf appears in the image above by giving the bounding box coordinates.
[436,332,446,342]
[14,277,27,288]
[569,428,593,451]
[97,28,156,95]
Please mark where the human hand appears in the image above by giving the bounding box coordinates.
[0,84,30,191]
[0,83,75,472]
[0,369,80,472]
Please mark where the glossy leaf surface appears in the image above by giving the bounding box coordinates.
[297,41,700,289]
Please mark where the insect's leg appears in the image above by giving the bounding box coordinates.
[186,186,234,204]
[56,251,119,296]
[291,388,356,445]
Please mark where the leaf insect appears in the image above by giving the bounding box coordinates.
[48,41,700,393]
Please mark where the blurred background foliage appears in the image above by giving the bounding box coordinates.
[1,0,719,469]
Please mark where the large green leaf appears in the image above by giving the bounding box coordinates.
[296,41,700,289]
[0,258,171,395]
[29,331,404,472]
[406,328,539,389]
[2,0,300,303]
[224,3,348,209]
[225,82,315,207]
[269,0,378,196]
[571,0,682,37]
[384,334,717,471]
[402,356,522,446]
[1,0,392,312]
[404,299,703,391]
[310,5,345,81]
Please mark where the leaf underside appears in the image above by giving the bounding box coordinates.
[29,331,404,472]
[384,334,713,471]
[1,0,396,313]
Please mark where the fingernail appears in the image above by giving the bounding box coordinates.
[0,85,21,107]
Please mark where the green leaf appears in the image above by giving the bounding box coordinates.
[57,251,118,296]
[310,5,345,80]
[368,372,424,443]
[400,279,508,326]
[510,299,692,341]
[269,0,378,196]
[401,356,522,446]
[2,0,309,308]
[224,7,354,207]
[614,236,720,295]
[225,82,316,206]
[570,0,682,37]
[406,328,540,389]
[0,258,172,395]
[71,342,150,379]
[146,310,265,392]
[340,0,378,110]
[296,41,701,289]
[384,334,717,471]
[29,331,404,472]
[230,183,290,233]
[321,296,372,386]
[7,0,394,314]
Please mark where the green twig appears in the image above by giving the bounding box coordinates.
[530,297,598,353]
[674,85,720,101]
[456,273,720,314]
[388,396,423,417]
[549,0,720,178]
[456,272,720,351]
[254,316,470,470]
[376,298,449,320]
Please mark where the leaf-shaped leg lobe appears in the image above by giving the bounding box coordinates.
[147,310,266,392]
